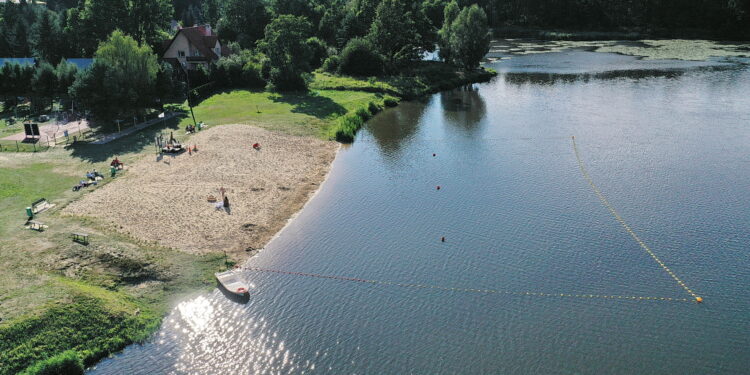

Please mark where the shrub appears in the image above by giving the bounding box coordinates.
[242,61,265,88]
[306,37,329,70]
[321,55,340,73]
[211,50,267,89]
[333,112,364,142]
[383,95,399,107]
[338,38,384,76]
[19,351,84,375]
[332,98,390,142]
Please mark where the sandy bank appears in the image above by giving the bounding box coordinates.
[64,124,337,258]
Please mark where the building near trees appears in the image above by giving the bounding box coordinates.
[161,24,229,70]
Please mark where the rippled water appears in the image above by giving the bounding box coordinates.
[89,50,750,374]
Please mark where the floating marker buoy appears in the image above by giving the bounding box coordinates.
[696,297,703,303]
[441,237,445,242]
[436,186,441,190]
[433,153,436,157]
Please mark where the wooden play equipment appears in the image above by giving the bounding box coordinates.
[157,132,184,154]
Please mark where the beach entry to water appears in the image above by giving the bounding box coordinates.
[221,137,704,305]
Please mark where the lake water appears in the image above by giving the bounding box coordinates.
[89,48,750,374]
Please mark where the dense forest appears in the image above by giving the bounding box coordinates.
[1,0,748,61]
[0,0,747,119]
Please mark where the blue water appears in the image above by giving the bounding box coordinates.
[89,51,750,374]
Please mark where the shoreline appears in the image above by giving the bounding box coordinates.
[1,68,498,375]
[64,124,339,259]
[241,142,341,262]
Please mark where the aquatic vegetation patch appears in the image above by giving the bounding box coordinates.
[595,39,750,60]
[490,39,749,61]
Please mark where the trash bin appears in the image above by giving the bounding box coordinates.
[26,207,33,219]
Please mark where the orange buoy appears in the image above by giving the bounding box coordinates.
[441,236,445,242]
[695,297,703,303]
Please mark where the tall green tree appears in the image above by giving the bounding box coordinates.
[70,31,160,117]
[201,0,222,27]
[367,0,424,69]
[437,0,459,62]
[258,15,313,91]
[218,0,269,48]
[54,59,78,97]
[126,0,173,48]
[31,10,62,63]
[32,61,58,105]
[76,0,129,55]
[447,5,490,69]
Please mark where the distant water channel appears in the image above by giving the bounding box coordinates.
[89,47,750,374]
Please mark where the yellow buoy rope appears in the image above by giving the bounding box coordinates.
[237,266,692,303]
[571,136,701,302]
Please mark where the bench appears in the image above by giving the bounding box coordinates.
[71,232,89,244]
[31,198,52,214]
[27,221,46,231]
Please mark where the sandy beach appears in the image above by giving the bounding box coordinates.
[64,124,338,258]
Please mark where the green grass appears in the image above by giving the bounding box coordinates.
[180,89,383,139]
[0,132,226,374]
[18,350,84,375]
[0,293,156,375]
[312,62,497,100]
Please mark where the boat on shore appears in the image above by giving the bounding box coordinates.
[215,270,250,298]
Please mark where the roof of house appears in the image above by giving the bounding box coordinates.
[163,26,228,60]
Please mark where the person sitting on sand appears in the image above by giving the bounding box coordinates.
[223,195,230,208]
[86,171,95,181]
[111,157,124,169]
[93,169,104,179]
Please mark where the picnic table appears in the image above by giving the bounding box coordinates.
[27,221,46,231]
[71,232,89,244]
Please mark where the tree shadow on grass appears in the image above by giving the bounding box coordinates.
[270,92,348,119]
[67,112,187,163]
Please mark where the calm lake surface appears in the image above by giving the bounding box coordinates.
[89,47,750,374]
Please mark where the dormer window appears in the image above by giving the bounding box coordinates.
[178,50,186,57]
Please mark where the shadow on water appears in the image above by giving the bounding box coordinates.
[216,281,249,304]
[365,97,429,157]
[270,92,347,119]
[67,113,185,163]
[439,85,487,134]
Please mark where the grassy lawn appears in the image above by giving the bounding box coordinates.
[0,123,226,375]
[181,89,383,138]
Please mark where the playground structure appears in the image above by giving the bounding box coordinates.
[156,131,184,154]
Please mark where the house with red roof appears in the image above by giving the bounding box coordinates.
[162,24,229,70]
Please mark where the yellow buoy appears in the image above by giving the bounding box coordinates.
[695,297,703,303]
